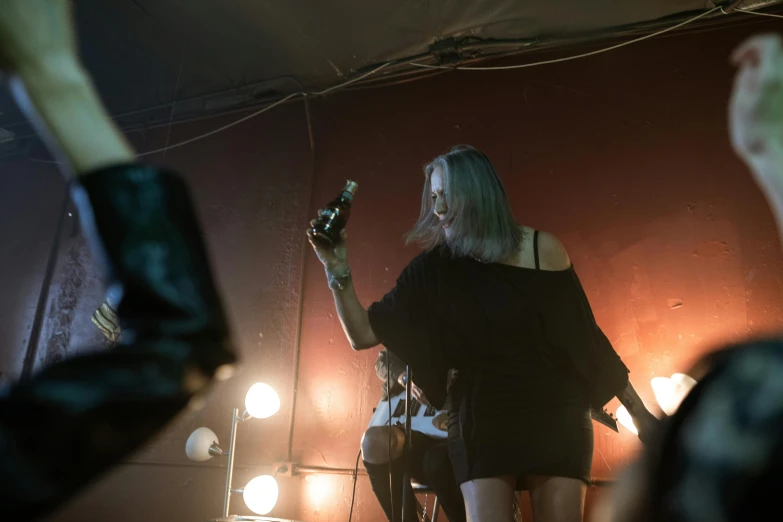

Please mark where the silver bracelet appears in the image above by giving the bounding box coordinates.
[326,265,352,291]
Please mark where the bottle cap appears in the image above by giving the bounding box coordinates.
[344,180,359,197]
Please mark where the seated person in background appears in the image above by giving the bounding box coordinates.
[593,33,783,522]
[363,349,466,522]
[0,1,235,519]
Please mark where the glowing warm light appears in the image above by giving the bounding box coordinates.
[671,373,697,402]
[651,377,677,416]
[616,405,638,435]
[245,382,281,419]
[305,474,333,507]
[243,475,279,515]
[651,373,698,416]
[185,427,219,461]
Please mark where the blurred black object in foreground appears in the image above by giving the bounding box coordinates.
[0,164,236,520]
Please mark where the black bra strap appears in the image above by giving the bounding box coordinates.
[534,230,540,270]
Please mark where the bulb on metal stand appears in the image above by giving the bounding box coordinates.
[185,427,220,461]
[245,382,280,419]
[243,475,279,515]
[669,373,697,412]
[652,373,697,416]
[616,405,638,435]
[310,180,358,248]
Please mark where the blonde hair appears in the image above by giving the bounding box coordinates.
[406,145,523,263]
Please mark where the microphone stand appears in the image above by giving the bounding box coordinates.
[401,365,414,522]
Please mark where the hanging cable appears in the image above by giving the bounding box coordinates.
[137,61,393,157]
[408,6,720,71]
[138,6,722,155]
[347,448,362,522]
[162,43,186,158]
[28,4,730,163]
[737,7,783,20]
[137,92,301,157]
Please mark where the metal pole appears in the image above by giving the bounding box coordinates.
[22,187,70,380]
[401,366,414,522]
[223,407,240,517]
[403,367,413,449]
[286,95,317,463]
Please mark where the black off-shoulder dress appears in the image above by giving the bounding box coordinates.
[368,233,628,488]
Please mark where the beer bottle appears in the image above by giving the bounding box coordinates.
[310,180,358,248]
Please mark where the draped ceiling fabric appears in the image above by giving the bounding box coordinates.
[0,0,780,158]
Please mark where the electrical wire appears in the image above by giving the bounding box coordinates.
[313,61,395,96]
[137,61,393,157]
[137,92,297,157]
[344,70,452,93]
[737,7,783,20]
[138,5,721,155]
[162,43,186,158]
[347,448,362,522]
[25,4,733,163]
[15,68,436,159]
[408,6,720,71]
[345,351,398,522]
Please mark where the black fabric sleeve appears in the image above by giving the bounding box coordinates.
[540,269,629,409]
[0,164,236,519]
[367,252,448,409]
[367,254,427,368]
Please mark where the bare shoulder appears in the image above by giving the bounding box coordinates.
[537,230,571,271]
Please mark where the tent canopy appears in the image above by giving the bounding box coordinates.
[0,0,778,158]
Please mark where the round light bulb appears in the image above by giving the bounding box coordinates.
[651,376,678,416]
[616,405,638,435]
[669,373,697,413]
[185,427,219,461]
[245,382,281,419]
[243,475,279,515]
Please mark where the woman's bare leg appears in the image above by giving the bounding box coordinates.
[460,475,516,522]
[528,475,586,522]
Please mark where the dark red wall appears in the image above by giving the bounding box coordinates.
[0,16,780,522]
[295,17,783,521]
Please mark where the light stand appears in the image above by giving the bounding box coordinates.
[221,408,251,516]
[186,382,281,519]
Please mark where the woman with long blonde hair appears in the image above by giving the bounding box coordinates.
[308,145,656,522]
